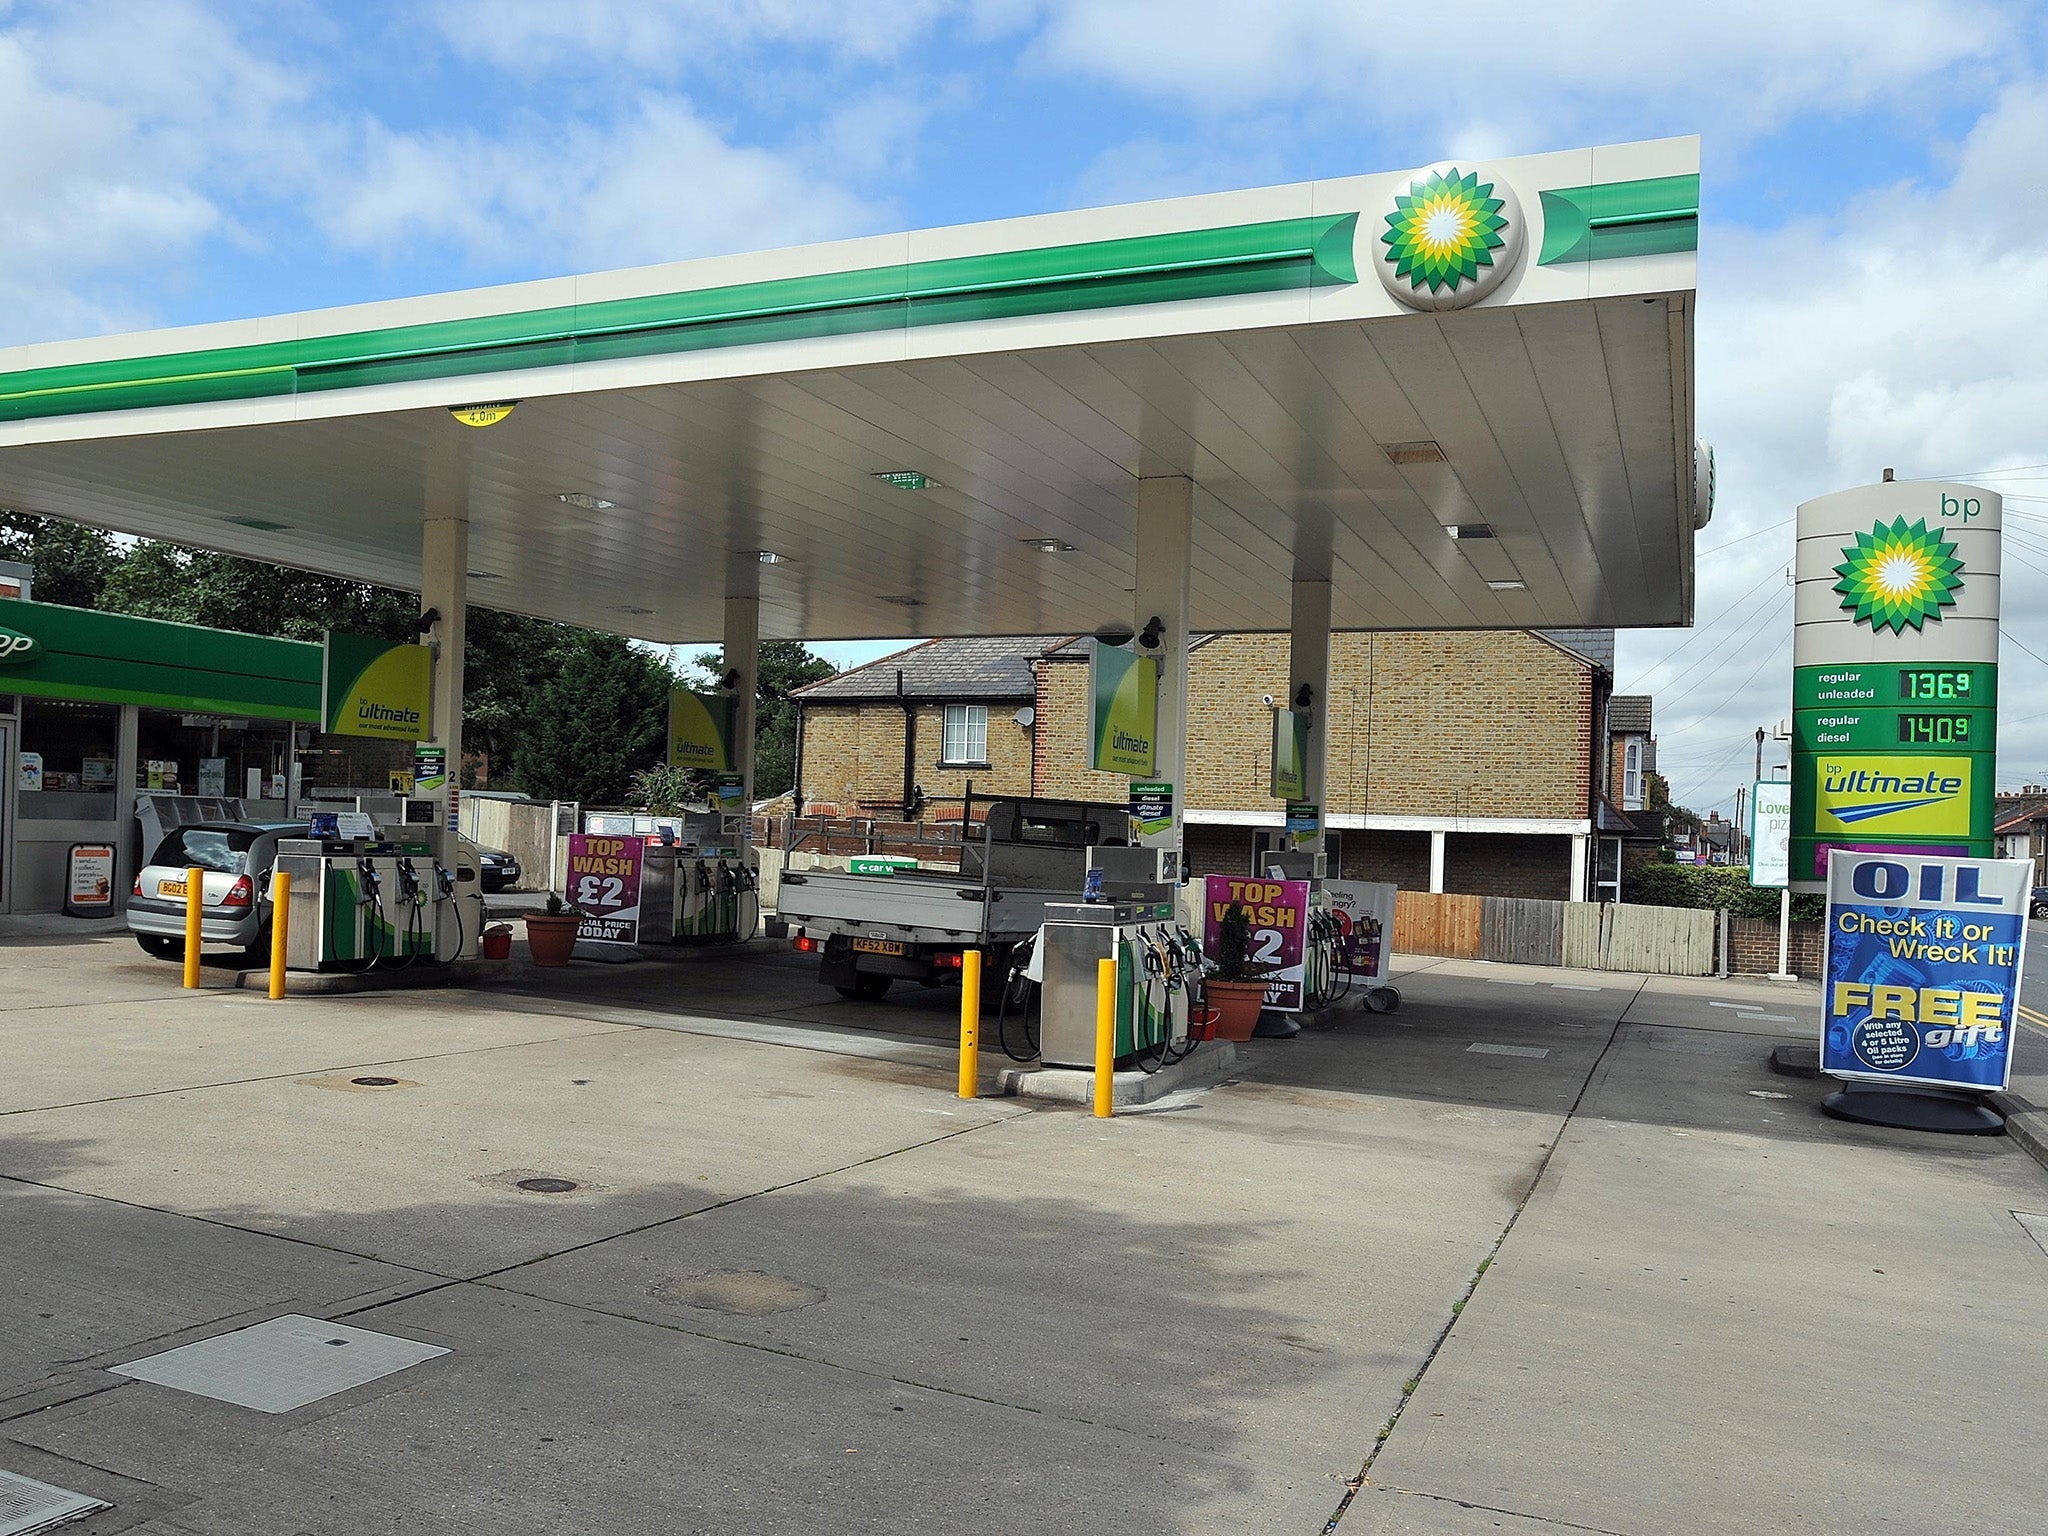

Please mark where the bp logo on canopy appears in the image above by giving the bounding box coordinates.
[1372,163,1525,311]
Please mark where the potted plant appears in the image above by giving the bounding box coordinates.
[1203,902,1275,1042]
[524,892,584,968]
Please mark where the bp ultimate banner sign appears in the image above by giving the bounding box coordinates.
[1790,479,2000,892]
[1822,851,2030,1092]
[322,633,433,741]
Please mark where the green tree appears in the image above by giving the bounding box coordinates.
[98,542,416,641]
[510,633,673,803]
[0,512,120,608]
[689,639,836,799]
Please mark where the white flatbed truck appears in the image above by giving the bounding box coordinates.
[776,797,1125,1001]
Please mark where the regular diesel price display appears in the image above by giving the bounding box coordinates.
[1900,667,1975,702]
[1897,712,1974,746]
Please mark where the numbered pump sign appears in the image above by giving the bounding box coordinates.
[1203,874,1311,1012]
[1821,851,2031,1092]
[1790,479,2000,892]
[565,834,644,948]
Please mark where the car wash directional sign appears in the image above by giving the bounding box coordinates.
[1790,480,2001,892]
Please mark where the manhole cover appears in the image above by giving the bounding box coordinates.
[350,1076,400,1087]
[515,1177,580,1194]
[0,1468,109,1535]
[108,1314,448,1414]
[652,1270,825,1316]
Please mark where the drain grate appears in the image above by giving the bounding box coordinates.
[110,1314,448,1414]
[1467,1042,1550,1059]
[350,1075,400,1087]
[0,1469,109,1536]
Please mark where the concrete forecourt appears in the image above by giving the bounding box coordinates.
[4,923,2048,1533]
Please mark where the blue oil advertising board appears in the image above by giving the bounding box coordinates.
[1822,851,2031,1091]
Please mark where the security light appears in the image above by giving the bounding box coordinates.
[1137,616,1165,652]
[1093,621,1136,647]
[416,608,441,633]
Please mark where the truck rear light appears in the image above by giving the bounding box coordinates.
[935,951,963,970]
[792,934,817,953]
[221,875,254,910]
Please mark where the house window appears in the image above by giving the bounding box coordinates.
[940,705,987,766]
[1622,738,1644,810]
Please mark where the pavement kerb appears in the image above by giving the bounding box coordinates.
[1991,1094,2048,1171]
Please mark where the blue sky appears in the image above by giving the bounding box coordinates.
[3,0,2046,805]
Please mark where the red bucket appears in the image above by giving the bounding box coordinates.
[1185,1006,1221,1043]
[480,923,514,960]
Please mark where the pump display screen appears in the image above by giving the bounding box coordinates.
[1899,668,1975,702]
[1897,712,1973,746]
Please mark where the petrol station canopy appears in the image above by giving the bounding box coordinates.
[0,137,1701,644]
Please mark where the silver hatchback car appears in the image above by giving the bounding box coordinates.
[128,821,300,962]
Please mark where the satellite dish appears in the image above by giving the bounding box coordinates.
[1014,707,1036,727]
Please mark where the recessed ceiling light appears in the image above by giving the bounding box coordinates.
[465,570,504,581]
[450,402,517,428]
[228,516,290,531]
[613,604,655,616]
[1022,537,1076,553]
[872,470,936,491]
[1446,523,1495,540]
[878,594,925,607]
[1487,579,1527,591]
[749,550,787,564]
[1384,440,1446,465]
[556,492,616,510]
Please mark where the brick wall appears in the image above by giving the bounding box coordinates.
[799,700,1033,814]
[1729,917,1824,978]
[1339,829,1431,889]
[1035,630,1592,817]
[1183,825,1255,878]
[1444,832,1571,899]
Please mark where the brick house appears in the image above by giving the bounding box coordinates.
[797,629,1639,900]
[1993,787,2048,883]
[791,637,1040,817]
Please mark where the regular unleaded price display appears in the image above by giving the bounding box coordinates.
[1789,482,2001,893]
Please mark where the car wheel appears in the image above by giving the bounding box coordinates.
[2034,902,2048,919]
[835,975,894,1001]
[136,934,183,962]
[240,926,275,968]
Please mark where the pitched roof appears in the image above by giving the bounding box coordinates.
[794,635,1058,702]
[1608,695,1653,735]
[1538,628,1616,670]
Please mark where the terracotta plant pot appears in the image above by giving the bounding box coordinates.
[524,913,582,967]
[1203,979,1269,1042]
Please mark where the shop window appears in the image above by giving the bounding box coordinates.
[940,705,988,766]
[18,698,119,821]
[137,709,292,803]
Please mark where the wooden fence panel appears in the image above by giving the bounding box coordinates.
[1394,891,1483,958]
[1481,897,1564,966]
[1600,903,1717,975]
[1561,904,1607,969]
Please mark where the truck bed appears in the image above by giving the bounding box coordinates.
[777,868,1066,946]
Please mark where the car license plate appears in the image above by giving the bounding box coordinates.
[158,878,189,899]
[851,937,905,956]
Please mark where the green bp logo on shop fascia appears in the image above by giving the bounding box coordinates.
[1373,162,1525,311]
[1833,518,1966,633]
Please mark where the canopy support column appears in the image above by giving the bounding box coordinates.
[1289,578,1331,869]
[1134,476,1192,861]
[423,513,467,826]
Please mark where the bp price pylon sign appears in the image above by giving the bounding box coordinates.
[1790,480,2001,893]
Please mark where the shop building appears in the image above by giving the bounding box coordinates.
[0,599,324,913]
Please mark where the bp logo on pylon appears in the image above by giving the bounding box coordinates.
[1833,518,1965,633]
[1373,163,1524,311]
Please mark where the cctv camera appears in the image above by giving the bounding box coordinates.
[1261,694,1276,708]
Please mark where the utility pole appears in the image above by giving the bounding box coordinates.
[1754,726,1765,782]
[1734,784,1747,864]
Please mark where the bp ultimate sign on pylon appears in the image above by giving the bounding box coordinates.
[1790,479,2001,893]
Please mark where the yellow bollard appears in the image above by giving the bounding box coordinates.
[958,949,982,1099]
[268,870,292,1000]
[1094,955,1116,1119]
[182,864,203,990]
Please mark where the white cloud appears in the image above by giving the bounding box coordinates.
[429,0,971,72]
[0,0,315,342]
[319,95,882,272]
[1022,0,2022,146]
[1624,76,2048,805]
